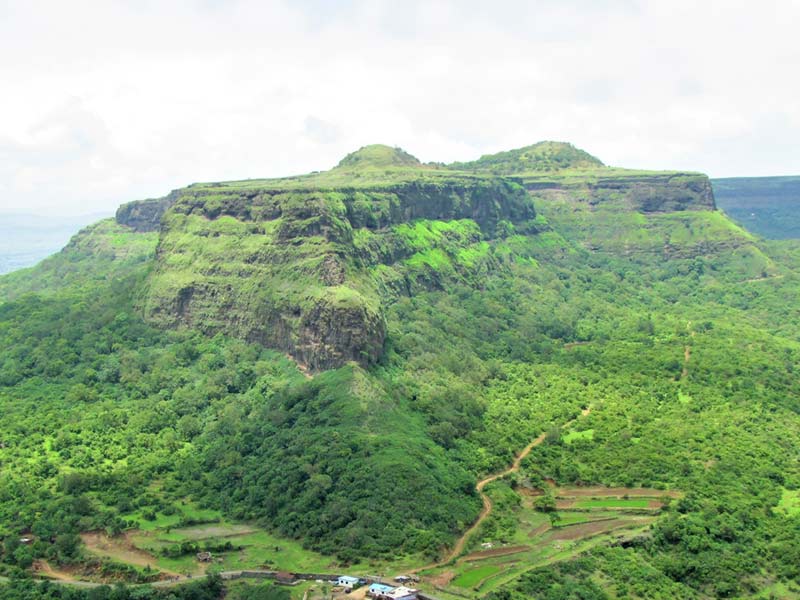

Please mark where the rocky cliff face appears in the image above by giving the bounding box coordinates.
[115,194,177,232]
[523,171,716,213]
[524,170,760,263]
[140,147,535,372]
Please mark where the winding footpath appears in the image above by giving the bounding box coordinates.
[681,321,695,380]
[412,406,592,573]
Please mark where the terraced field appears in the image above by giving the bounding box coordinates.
[415,484,680,598]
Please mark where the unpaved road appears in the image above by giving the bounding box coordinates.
[412,406,592,572]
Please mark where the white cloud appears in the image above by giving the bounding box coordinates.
[0,0,798,215]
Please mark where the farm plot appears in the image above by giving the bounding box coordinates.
[555,486,682,498]
[423,484,680,598]
[546,517,654,541]
[452,564,502,588]
[573,498,652,509]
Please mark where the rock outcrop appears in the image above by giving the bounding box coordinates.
[523,171,716,213]
[116,193,177,232]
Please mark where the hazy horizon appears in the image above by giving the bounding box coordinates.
[2,0,800,217]
[0,211,113,275]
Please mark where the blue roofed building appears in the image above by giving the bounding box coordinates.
[368,583,396,598]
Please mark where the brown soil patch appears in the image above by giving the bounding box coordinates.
[344,587,368,600]
[555,487,682,498]
[548,518,650,541]
[647,500,664,509]
[288,354,314,379]
[33,560,77,582]
[555,500,575,510]
[682,345,691,379]
[463,545,530,561]
[81,532,175,574]
[427,571,455,587]
[169,524,256,540]
[564,341,592,350]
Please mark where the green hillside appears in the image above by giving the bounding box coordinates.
[713,175,800,239]
[1,142,800,599]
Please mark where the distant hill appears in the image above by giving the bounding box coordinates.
[712,176,800,239]
[0,212,112,275]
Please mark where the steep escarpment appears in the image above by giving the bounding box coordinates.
[525,171,762,265]
[448,143,757,265]
[522,170,716,213]
[141,147,535,372]
[116,194,177,232]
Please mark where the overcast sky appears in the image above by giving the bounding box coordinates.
[1,0,798,216]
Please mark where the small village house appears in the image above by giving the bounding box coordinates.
[368,583,395,598]
[336,576,361,590]
[386,586,417,600]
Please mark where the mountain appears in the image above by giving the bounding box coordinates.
[1,142,799,599]
[137,145,535,372]
[712,175,800,239]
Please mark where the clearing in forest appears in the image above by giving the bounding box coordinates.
[81,532,181,576]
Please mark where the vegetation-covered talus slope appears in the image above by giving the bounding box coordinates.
[139,145,535,372]
[2,141,800,598]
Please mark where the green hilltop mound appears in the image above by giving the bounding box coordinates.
[451,140,605,174]
[335,144,422,170]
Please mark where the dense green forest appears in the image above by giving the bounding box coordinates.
[2,143,800,598]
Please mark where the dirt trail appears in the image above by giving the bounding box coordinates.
[412,406,592,573]
[34,561,77,582]
[742,274,784,283]
[682,345,691,379]
[681,322,694,380]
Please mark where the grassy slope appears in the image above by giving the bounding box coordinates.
[0,219,158,302]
